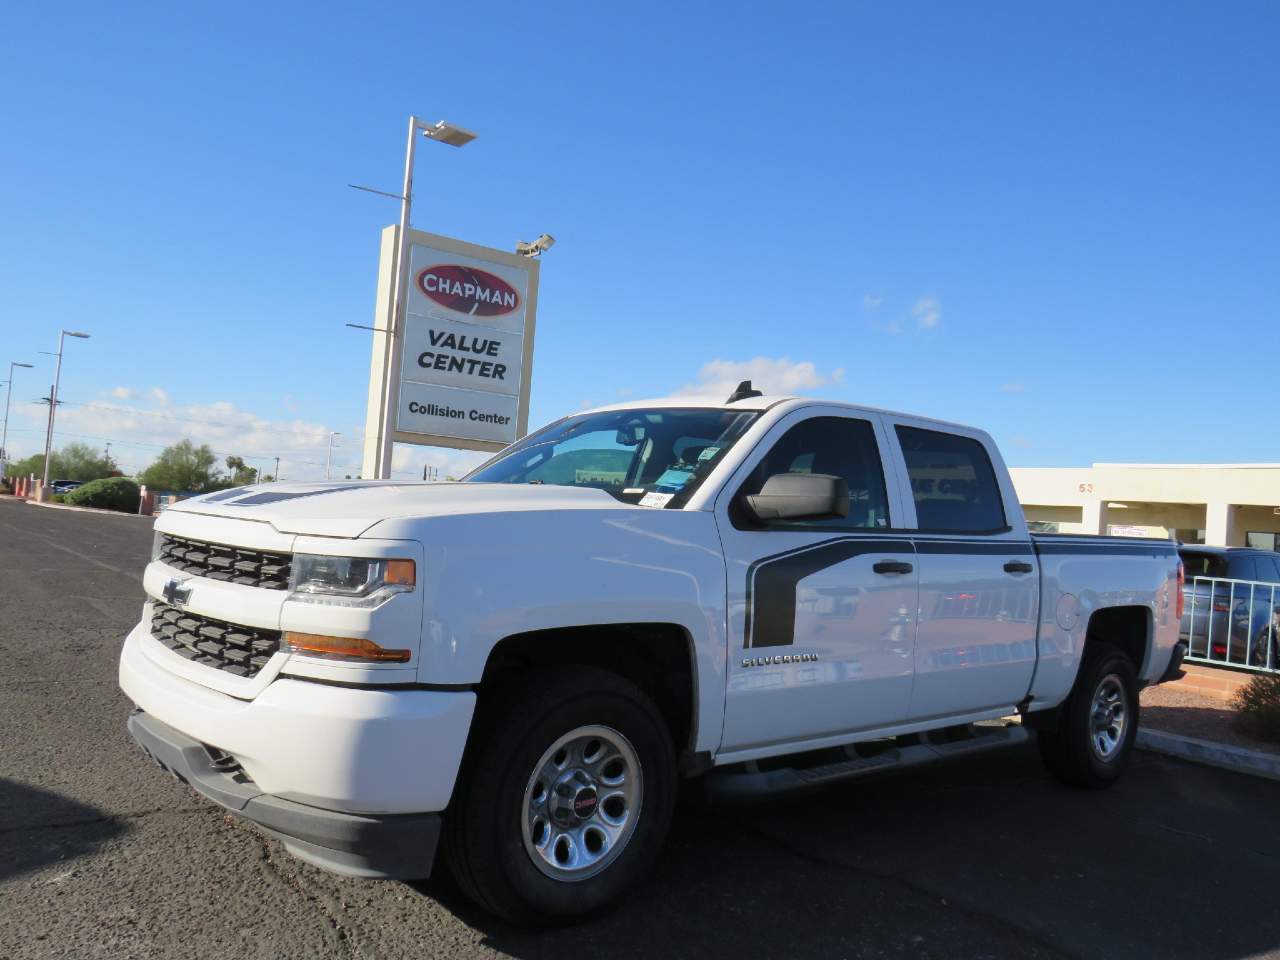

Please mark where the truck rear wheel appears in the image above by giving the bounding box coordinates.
[444,667,676,924]
[1038,646,1138,788]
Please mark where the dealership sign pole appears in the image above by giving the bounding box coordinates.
[361,227,539,477]
[371,116,423,481]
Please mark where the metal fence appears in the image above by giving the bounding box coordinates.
[1184,576,1280,673]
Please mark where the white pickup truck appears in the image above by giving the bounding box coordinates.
[120,385,1185,923]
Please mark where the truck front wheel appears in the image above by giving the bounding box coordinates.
[1038,646,1139,788]
[444,667,676,924]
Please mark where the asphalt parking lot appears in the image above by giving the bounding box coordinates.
[4,496,1280,959]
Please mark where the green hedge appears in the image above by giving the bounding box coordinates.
[63,477,141,513]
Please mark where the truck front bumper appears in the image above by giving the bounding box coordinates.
[128,710,440,878]
[119,622,477,878]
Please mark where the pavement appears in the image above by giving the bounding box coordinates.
[4,496,1280,960]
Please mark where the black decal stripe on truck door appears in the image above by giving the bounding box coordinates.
[912,540,1035,556]
[744,538,912,649]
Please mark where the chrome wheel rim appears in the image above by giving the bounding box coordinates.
[521,724,643,882]
[1089,674,1128,761]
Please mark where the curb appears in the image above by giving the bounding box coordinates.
[1137,728,1280,782]
[23,499,151,519]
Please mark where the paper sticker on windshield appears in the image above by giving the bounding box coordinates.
[698,446,721,462]
[639,492,674,508]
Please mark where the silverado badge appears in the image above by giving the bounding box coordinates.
[162,577,192,608]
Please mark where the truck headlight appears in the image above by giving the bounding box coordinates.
[289,555,416,608]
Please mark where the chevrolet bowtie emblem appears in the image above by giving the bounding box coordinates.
[162,577,192,607]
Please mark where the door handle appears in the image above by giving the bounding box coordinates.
[1003,560,1034,574]
[873,560,914,575]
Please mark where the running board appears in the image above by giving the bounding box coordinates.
[703,722,1029,802]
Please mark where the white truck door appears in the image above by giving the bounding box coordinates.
[883,419,1039,720]
[716,409,918,756]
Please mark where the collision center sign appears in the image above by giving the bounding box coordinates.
[395,236,538,447]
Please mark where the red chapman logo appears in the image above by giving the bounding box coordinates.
[417,264,520,317]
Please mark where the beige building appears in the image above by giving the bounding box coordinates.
[1010,464,1280,548]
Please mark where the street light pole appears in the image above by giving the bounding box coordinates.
[1,360,34,473]
[325,432,340,480]
[41,330,90,489]
[370,116,477,481]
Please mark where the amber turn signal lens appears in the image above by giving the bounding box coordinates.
[384,559,415,586]
[283,631,411,663]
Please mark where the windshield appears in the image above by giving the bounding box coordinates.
[464,408,759,507]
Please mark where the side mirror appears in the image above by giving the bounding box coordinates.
[742,473,849,524]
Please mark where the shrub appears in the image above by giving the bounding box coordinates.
[0,482,11,496]
[1232,673,1280,743]
[64,476,141,513]
[49,494,66,504]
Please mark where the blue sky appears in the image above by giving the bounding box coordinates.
[2,2,1277,479]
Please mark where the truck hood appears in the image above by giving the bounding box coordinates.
[165,480,633,538]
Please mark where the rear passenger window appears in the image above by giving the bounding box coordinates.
[896,426,1006,533]
[1259,556,1280,582]
[1229,557,1259,581]
[1181,552,1228,578]
[738,416,889,529]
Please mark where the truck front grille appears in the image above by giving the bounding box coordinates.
[150,601,282,678]
[157,534,291,590]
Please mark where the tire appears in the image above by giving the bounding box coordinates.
[1038,646,1138,788]
[444,666,677,925]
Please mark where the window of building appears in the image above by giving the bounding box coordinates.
[737,416,889,529]
[1247,531,1280,552]
[896,426,1006,533]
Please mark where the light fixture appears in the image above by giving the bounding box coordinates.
[422,120,477,148]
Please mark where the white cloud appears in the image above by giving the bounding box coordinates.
[913,296,941,330]
[110,386,134,399]
[2,385,499,484]
[671,357,844,399]
[4,388,363,481]
[1000,382,1025,393]
[863,294,883,310]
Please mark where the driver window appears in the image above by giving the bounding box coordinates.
[738,416,890,529]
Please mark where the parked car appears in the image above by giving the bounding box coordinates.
[50,479,83,495]
[1179,545,1280,666]
[120,386,1183,923]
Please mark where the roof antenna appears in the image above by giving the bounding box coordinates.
[725,379,763,404]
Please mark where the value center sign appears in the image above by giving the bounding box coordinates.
[362,227,540,471]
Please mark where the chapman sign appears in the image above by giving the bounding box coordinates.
[361,228,539,473]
